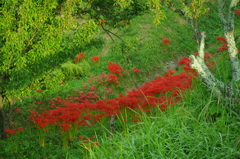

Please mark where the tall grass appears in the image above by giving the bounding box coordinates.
[86,82,240,159]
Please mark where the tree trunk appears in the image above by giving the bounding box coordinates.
[0,94,8,139]
[193,18,200,44]
[0,94,16,139]
[189,0,240,105]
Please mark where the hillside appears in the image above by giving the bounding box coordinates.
[1,2,240,158]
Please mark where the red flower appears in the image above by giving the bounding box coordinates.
[107,74,119,84]
[217,43,228,51]
[107,62,123,76]
[97,20,105,25]
[78,53,85,59]
[78,136,85,139]
[5,129,15,134]
[74,53,85,63]
[121,20,127,23]
[177,57,191,66]
[133,68,141,73]
[36,89,42,92]
[93,142,99,146]
[216,37,226,41]
[195,52,212,59]
[236,9,240,16]
[206,61,216,67]
[61,82,65,85]
[160,37,171,45]
[15,108,22,113]
[91,56,101,63]
[18,127,24,131]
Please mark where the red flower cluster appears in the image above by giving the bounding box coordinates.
[216,37,226,41]
[133,68,141,73]
[15,108,22,113]
[97,19,105,25]
[177,57,195,72]
[5,129,15,134]
[4,123,24,135]
[194,52,212,59]
[217,43,228,51]
[236,9,240,16]
[160,36,171,45]
[121,20,127,23]
[74,53,85,63]
[107,62,124,76]
[29,63,194,134]
[91,56,101,63]
[86,72,120,87]
[178,52,215,74]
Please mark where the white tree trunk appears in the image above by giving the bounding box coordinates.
[189,0,239,100]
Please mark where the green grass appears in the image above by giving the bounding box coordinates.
[86,81,240,159]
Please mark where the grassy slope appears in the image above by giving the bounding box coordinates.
[84,4,240,159]
[1,2,240,158]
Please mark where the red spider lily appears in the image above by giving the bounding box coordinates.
[236,9,240,16]
[177,57,196,72]
[77,53,85,59]
[78,136,85,139]
[5,129,15,134]
[91,56,101,63]
[36,89,42,92]
[89,86,96,91]
[107,62,124,76]
[121,20,127,23]
[195,52,212,59]
[160,38,171,45]
[61,82,65,85]
[216,37,226,41]
[217,43,228,51]
[18,127,24,131]
[74,53,85,63]
[29,61,195,134]
[93,142,99,146]
[133,68,141,73]
[206,61,216,68]
[15,108,22,113]
[177,57,191,67]
[97,20,105,25]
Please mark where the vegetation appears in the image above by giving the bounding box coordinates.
[0,0,240,158]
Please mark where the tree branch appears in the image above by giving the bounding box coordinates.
[190,32,226,98]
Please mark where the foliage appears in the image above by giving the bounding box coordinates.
[180,0,210,19]
[61,60,91,81]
